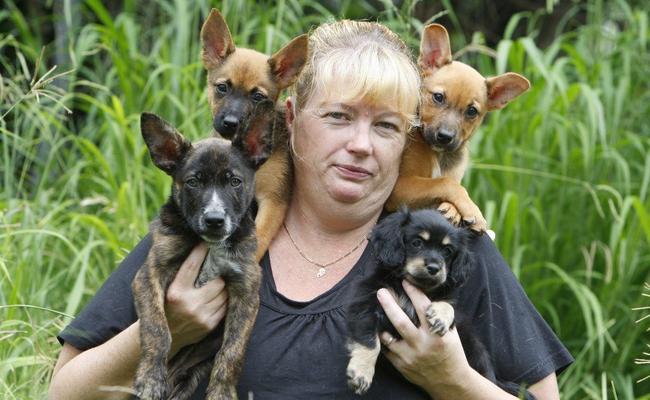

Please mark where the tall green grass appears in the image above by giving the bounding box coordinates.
[1,0,648,398]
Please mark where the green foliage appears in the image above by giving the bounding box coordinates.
[1,0,649,398]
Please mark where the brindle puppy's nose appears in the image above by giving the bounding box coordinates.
[204,211,225,229]
[435,129,455,145]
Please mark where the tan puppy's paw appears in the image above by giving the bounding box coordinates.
[437,201,461,225]
[426,301,455,336]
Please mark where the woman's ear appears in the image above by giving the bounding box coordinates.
[285,97,296,130]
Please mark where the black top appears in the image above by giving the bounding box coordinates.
[58,234,573,399]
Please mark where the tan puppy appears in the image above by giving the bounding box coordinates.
[200,9,307,261]
[386,23,530,232]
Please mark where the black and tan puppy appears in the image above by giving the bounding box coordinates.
[200,9,308,261]
[346,209,535,399]
[132,107,272,400]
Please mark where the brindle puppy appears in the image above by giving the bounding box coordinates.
[132,106,272,400]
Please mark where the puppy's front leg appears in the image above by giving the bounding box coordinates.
[387,176,487,232]
[346,337,381,395]
[205,275,261,400]
[254,151,291,262]
[132,260,173,400]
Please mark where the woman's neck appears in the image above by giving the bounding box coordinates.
[285,188,381,243]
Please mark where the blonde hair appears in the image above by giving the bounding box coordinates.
[292,20,420,126]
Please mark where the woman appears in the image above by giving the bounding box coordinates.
[49,20,572,399]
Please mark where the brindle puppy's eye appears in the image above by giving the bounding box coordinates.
[186,177,199,188]
[465,106,479,118]
[410,238,423,249]
[432,92,445,104]
[215,82,229,95]
[230,176,242,187]
[251,90,267,102]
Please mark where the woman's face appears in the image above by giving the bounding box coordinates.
[289,88,408,209]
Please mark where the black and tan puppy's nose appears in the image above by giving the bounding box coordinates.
[204,211,225,229]
[435,129,455,145]
[426,263,442,275]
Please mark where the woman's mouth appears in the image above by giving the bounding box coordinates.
[334,164,373,180]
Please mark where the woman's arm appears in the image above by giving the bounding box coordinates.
[377,281,560,399]
[48,244,228,400]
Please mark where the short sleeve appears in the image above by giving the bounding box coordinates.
[457,234,574,385]
[57,235,152,350]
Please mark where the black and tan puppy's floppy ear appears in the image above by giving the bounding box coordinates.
[140,112,192,176]
[231,100,274,169]
[419,23,453,72]
[486,72,530,111]
[268,34,309,89]
[370,208,411,267]
[448,228,473,288]
[200,9,235,70]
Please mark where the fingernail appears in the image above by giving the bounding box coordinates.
[377,288,386,301]
[402,280,412,289]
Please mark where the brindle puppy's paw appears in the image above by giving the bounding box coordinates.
[425,301,455,336]
[206,384,238,400]
[134,373,169,400]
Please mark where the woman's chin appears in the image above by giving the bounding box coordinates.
[327,182,369,204]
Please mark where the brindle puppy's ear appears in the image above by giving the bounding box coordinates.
[370,207,412,267]
[200,9,235,70]
[419,24,452,72]
[268,34,308,89]
[140,113,192,175]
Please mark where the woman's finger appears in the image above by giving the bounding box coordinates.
[198,276,227,302]
[401,280,431,330]
[207,286,228,311]
[174,243,208,288]
[207,297,229,327]
[377,288,419,344]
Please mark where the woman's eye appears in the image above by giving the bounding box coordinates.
[410,238,423,248]
[215,83,229,94]
[186,177,199,188]
[326,111,348,120]
[376,121,399,132]
[230,177,242,187]
[465,106,478,118]
[432,92,445,104]
[251,91,267,102]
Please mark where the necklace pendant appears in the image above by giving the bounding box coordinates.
[316,267,327,278]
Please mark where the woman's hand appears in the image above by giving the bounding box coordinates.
[164,243,229,354]
[377,280,472,395]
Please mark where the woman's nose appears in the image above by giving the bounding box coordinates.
[346,121,373,155]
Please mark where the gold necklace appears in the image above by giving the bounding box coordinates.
[282,222,368,278]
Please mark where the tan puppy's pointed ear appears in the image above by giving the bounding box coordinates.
[419,24,452,72]
[200,9,235,70]
[268,34,309,89]
[486,72,531,110]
